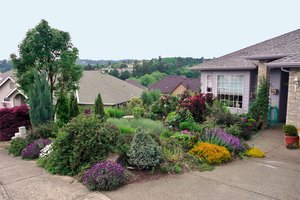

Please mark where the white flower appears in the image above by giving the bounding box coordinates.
[39,143,53,158]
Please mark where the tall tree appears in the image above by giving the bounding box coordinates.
[94,93,105,119]
[11,19,83,101]
[69,93,79,119]
[56,94,70,125]
[28,71,53,127]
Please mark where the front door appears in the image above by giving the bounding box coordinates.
[278,70,289,123]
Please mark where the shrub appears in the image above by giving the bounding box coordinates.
[224,124,242,137]
[41,115,119,175]
[56,94,70,125]
[283,124,298,136]
[106,108,125,118]
[8,138,28,156]
[69,93,79,119]
[239,117,258,140]
[132,106,144,118]
[246,147,265,158]
[160,129,175,139]
[115,134,134,155]
[180,93,213,123]
[171,132,196,151]
[141,90,161,106]
[82,161,125,191]
[21,138,51,159]
[127,129,162,169]
[161,138,184,163]
[0,105,31,141]
[199,128,244,153]
[28,71,53,127]
[27,122,58,141]
[189,142,231,164]
[249,77,268,124]
[166,109,194,128]
[94,93,105,119]
[125,98,143,115]
[119,126,135,135]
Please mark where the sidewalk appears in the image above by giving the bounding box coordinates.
[0,148,110,200]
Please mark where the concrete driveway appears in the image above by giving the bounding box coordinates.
[0,148,110,200]
[104,127,300,200]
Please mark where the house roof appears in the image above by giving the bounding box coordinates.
[0,70,15,87]
[125,79,147,89]
[149,75,200,94]
[77,71,144,105]
[191,29,300,70]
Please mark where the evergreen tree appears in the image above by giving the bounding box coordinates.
[249,77,269,124]
[94,93,105,118]
[69,93,79,119]
[29,71,53,127]
[56,94,70,125]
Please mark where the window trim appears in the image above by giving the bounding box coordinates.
[206,74,213,93]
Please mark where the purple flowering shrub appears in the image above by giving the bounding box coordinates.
[199,128,244,153]
[21,138,51,159]
[82,161,125,191]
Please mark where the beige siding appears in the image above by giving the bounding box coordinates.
[172,84,187,95]
[286,68,300,128]
[0,80,14,108]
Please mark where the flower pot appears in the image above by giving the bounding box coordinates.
[284,135,299,146]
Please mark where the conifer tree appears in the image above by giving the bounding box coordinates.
[94,93,105,119]
[29,71,53,127]
[56,94,70,125]
[69,93,79,119]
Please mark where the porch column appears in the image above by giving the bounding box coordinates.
[286,68,300,128]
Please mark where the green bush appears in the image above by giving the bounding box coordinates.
[127,129,162,169]
[132,106,144,118]
[160,129,175,139]
[224,123,242,137]
[40,115,119,175]
[27,122,58,141]
[115,134,134,155]
[119,126,135,134]
[106,108,125,118]
[283,124,298,136]
[8,138,28,156]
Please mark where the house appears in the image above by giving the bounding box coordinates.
[125,79,147,90]
[0,70,26,108]
[148,75,200,95]
[191,29,300,127]
[77,71,145,106]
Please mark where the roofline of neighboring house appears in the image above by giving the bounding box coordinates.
[5,88,27,99]
[243,54,293,60]
[0,77,15,87]
[190,66,257,71]
[267,62,300,68]
[78,101,121,106]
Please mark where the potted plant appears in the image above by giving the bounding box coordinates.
[283,124,299,148]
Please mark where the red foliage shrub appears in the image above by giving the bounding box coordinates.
[0,105,31,141]
[180,93,214,123]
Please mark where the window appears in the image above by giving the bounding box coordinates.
[206,75,213,93]
[217,75,244,108]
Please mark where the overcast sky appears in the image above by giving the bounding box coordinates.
[1,0,299,60]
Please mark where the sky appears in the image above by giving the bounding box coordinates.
[1,0,299,60]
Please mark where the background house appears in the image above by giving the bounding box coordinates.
[191,29,300,127]
[0,70,26,108]
[148,75,200,95]
[77,71,145,106]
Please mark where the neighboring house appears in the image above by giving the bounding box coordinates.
[77,71,145,106]
[125,79,147,90]
[0,70,26,108]
[191,29,300,127]
[149,75,200,95]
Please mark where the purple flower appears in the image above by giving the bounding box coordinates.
[82,161,125,191]
[21,138,51,159]
[200,128,244,153]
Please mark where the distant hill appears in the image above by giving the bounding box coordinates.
[0,60,13,72]
[78,59,137,66]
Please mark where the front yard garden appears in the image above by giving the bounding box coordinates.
[1,89,267,192]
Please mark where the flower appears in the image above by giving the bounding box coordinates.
[21,138,51,159]
[82,161,125,191]
[39,143,53,158]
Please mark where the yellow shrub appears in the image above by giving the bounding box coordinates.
[246,147,265,158]
[189,142,231,164]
